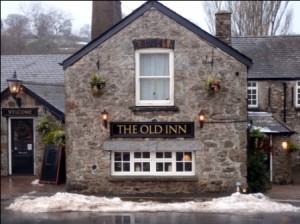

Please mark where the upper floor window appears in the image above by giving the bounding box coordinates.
[135,49,174,106]
[247,81,258,108]
[296,81,300,108]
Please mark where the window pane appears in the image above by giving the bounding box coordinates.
[123,152,130,161]
[115,152,121,161]
[156,163,163,172]
[165,152,172,158]
[176,162,183,171]
[185,163,192,171]
[143,162,150,172]
[134,152,141,158]
[143,152,150,158]
[156,152,163,158]
[165,163,172,172]
[176,152,183,161]
[135,163,141,171]
[123,163,130,172]
[115,162,122,172]
[140,54,169,76]
[140,78,169,100]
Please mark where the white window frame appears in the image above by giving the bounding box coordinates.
[295,81,300,108]
[111,151,195,176]
[247,81,258,108]
[135,48,174,106]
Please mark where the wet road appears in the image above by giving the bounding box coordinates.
[2,204,300,224]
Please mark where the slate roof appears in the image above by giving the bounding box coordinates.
[62,1,252,69]
[232,36,300,80]
[1,54,70,119]
[248,112,295,134]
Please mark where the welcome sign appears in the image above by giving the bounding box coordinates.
[110,122,194,138]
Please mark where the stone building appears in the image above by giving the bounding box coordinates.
[232,36,300,184]
[1,54,69,176]
[62,1,252,194]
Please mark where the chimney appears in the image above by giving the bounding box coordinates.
[215,11,231,46]
[91,1,122,40]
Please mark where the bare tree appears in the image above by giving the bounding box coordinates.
[79,24,91,42]
[1,14,30,54]
[203,1,293,36]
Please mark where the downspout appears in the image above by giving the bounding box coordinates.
[270,135,273,182]
[283,82,287,123]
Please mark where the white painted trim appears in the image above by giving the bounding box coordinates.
[135,48,174,106]
[247,81,258,108]
[295,81,300,108]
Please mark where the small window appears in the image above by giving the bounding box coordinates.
[296,81,300,108]
[112,151,194,176]
[135,49,174,106]
[247,81,258,108]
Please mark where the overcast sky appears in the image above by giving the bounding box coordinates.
[1,1,300,35]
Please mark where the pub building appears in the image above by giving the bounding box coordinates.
[62,1,252,194]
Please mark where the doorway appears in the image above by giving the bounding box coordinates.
[10,119,34,175]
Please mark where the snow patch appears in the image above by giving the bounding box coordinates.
[6,192,300,214]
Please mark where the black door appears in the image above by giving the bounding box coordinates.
[11,119,34,174]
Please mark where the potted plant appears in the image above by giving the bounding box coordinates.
[36,118,65,148]
[288,142,300,153]
[90,72,105,93]
[205,77,221,93]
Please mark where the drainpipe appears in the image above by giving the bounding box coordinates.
[283,82,287,123]
[270,135,273,182]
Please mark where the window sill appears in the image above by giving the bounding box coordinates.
[108,175,198,182]
[130,106,179,112]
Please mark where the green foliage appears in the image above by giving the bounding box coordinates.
[247,129,270,193]
[90,72,105,89]
[36,118,65,147]
[205,77,221,93]
[289,142,300,153]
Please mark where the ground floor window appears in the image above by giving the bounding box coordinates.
[112,151,194,176]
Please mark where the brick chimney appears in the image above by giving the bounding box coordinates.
[215,11,231,46]
[91,1,122,40]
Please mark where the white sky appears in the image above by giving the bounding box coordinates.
[6,182,300,213]
[1,1,300,35]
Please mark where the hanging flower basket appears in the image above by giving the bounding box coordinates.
[205,77,221,93]
[90,73,105,94]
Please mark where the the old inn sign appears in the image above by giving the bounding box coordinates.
[110,122,194,138]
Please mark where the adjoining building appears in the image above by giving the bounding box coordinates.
[1,54,69,176]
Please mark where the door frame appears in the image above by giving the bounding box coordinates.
[8,117,35,175]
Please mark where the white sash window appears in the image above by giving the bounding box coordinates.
[135,49,174,106]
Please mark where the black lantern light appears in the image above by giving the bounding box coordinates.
[198,111,205,129]
[6,71,23,108]
[101,110,109,128]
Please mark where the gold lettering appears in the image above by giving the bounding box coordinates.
[178,125,187,134]
[132,125,137,134]
[168,125,177,134]
[140,125,149,134]
[154,125,163,134]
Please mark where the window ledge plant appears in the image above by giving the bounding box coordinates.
[90,72,105,93]
[205,77,221,93]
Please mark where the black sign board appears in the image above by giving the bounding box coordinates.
[110,122,194,138]
[40,144,66,185]
[2,108,38,117]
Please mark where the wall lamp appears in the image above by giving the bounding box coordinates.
[282,141,288,151]
[101,110,109,128]
[198,111,205,129]
[6,71,23,108]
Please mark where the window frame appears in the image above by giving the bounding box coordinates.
[247,81,258,108]
[135,48,174,106]
[296,81,300,108]
[111,151,195,176]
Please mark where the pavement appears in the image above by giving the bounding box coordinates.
[1,175,300,206]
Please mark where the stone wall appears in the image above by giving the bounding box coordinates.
[254,80,300,183]
[65,8,248,194]
[1,90,61,176]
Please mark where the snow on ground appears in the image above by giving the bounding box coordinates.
[6,192,300,214]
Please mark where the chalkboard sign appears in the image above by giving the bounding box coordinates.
[39,144,66,185]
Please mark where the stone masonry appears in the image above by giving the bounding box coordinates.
[64,8,248,195]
